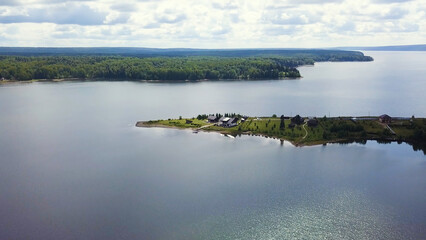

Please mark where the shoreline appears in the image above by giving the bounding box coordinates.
[135,116,425,154]
[136,121,305,147]
[0,77,302,85]
[135,121,423,148]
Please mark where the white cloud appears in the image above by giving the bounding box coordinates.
[0,0,424,47]
[0,3,107,25]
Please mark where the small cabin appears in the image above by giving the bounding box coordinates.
[379,114,392,123]
[207,115,219,123]
[186,120,193,124]
[291,115,304,125]
[307,118,318,127]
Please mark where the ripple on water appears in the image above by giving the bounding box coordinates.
[173,188,412,240]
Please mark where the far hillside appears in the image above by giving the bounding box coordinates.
[337,44,426,51]
[0,47,374,59]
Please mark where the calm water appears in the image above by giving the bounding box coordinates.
[0,51,425,239]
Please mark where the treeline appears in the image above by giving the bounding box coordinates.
[196,113,241,120]
[0,49,373,81]
[0,47,375,60]
[0,56,305,81]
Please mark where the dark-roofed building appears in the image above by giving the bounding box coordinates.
[291,115,304,125]
[219,117,230,126]
[224,118,238,128]
[307,118,318,127]
[207,115,219,123]
[379,114,392,123]
[186,120,193,124]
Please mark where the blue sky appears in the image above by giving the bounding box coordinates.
[0,0,424,48]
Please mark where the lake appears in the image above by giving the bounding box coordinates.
[0,51,425,239]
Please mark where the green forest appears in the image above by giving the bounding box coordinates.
[0,50,373,81]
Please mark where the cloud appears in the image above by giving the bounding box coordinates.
[336,21,356,32]
[0,3,107,25]
[0,0,20,6]
[110,3,139,12]
[263,8,321,26]
[287,0,344,3]
[380,7,408,19]
[371,0,414,3]
[105,13,131,24]
[211,1,237,10]
[155,11,186,24]
[264,26,298,36]
[0,0,424,48]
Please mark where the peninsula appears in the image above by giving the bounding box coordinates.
[136,114,426,154]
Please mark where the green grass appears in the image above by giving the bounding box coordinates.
[140,116,425,147]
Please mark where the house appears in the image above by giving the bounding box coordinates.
[186,120,193,124]
[224,118,238,128]
[379,114,392,123]
[291,115,304,125]
[219,117,230,125]
[307,118,318,127]
[207,115,219,123]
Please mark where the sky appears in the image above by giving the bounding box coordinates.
[0,0,424,48]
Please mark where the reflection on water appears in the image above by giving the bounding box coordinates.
[178,189,404,239]
[332,139,425,155]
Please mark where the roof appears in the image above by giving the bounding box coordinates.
[221,117,230,122]
[379,114,391,119]
[227,118,238,123]
[207,115,218,120]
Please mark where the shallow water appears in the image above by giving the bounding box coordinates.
[0,51,425,239]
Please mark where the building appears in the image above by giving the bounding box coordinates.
[219,117,230,125]
[224,118,238,128]
[379,114,392,123]
[307,118,318,127]
[291,115,304,125]
[186,120,193,124]
[207,115,219,123]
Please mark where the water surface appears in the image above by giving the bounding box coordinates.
[0,51,425,239]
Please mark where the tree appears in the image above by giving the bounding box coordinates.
[280,118,285,130]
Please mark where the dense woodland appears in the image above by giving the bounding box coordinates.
[0,50,373,81]
[0,56,305,81]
